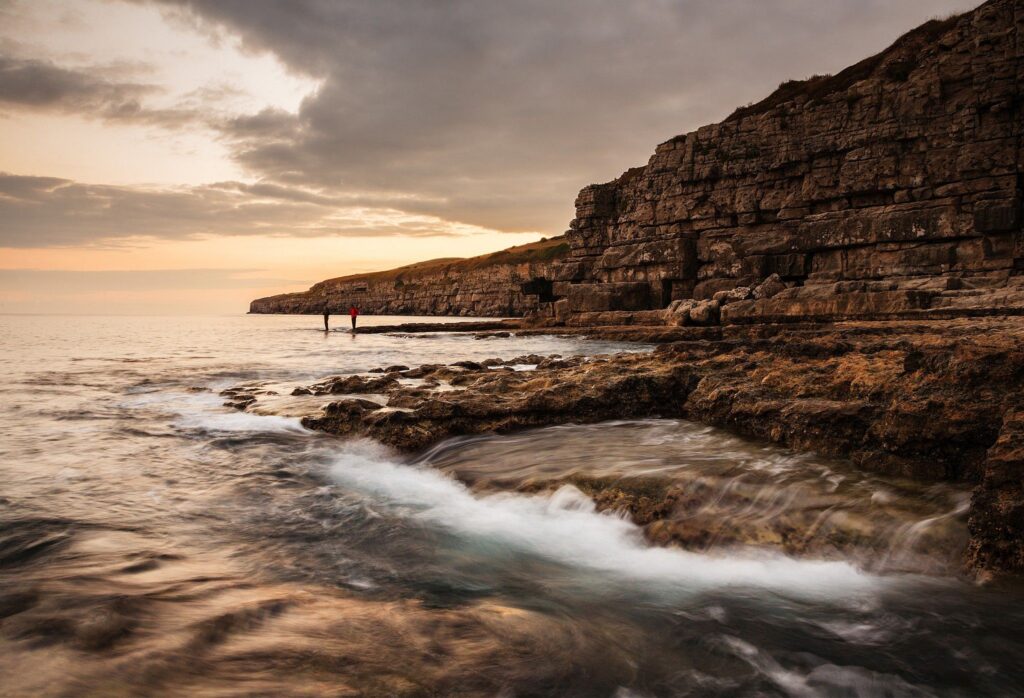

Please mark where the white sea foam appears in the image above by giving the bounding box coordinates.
[126,389,309,434]
[329,441,881,600]
[174,410,308,434]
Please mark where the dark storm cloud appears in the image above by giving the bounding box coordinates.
[1,0,982,245]
[138,0,980,234]
[0,173,464,247]
[0,53,203,127]
[0,54,146,107]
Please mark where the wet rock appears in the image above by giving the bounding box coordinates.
[537,355,580,370]
[402,364,445,378]
[312,375,398,395]
[307,357,696,452]
[505,354,547,366]
[220,388,257,410]
[566,310,669,327]
[301,399,383,436]
[387,392,429,409]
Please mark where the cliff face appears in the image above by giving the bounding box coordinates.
[253,0,1022,322]
[250,238,568,316]
[549,0,1023,321]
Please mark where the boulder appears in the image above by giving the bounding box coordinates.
[752,274,787,300]
[688,299,721,326]
[712,286,752,305]
[666,299,697,327]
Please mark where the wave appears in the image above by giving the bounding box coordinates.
[124,390,309,435]
[174,410,308,435]
[329,441,882,602]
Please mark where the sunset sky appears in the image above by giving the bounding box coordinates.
[0,0,979,314]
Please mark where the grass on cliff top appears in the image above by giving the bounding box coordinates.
[314,236,570,287]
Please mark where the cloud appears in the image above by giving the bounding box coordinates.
[135,0,980,234]
[0,172,503,247]
[0,53,203,127]
[0,0,982,246]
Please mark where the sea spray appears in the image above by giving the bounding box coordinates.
[125,389,311,435]
[415,420,972,574]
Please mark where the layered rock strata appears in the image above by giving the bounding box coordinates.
[250,238,568,317]
[543,0,1023,324]
[252,1,1022,324]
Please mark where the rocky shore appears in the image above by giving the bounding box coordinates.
[224,313,1023,577]
[241,0,1023,578]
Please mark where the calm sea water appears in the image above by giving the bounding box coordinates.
[1,314,1023,696]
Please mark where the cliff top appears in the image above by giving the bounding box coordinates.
[581,5,978,191]
[723,12,963,123]
[311,236,569,290]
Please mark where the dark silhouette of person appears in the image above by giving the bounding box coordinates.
[349,305,359,330]
[323,306,330,331]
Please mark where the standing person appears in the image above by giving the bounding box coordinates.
[323,305,330,331]
[349,305,360,330]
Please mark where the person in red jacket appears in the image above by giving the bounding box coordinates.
[349,305,359,330]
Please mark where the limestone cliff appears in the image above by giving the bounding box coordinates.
[545,0,1023,322]
[254,0,1021,323]
[249,237,568,317]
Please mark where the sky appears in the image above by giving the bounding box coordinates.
[0,0,981,314]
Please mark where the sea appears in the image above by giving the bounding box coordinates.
[1,314,1022,696]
